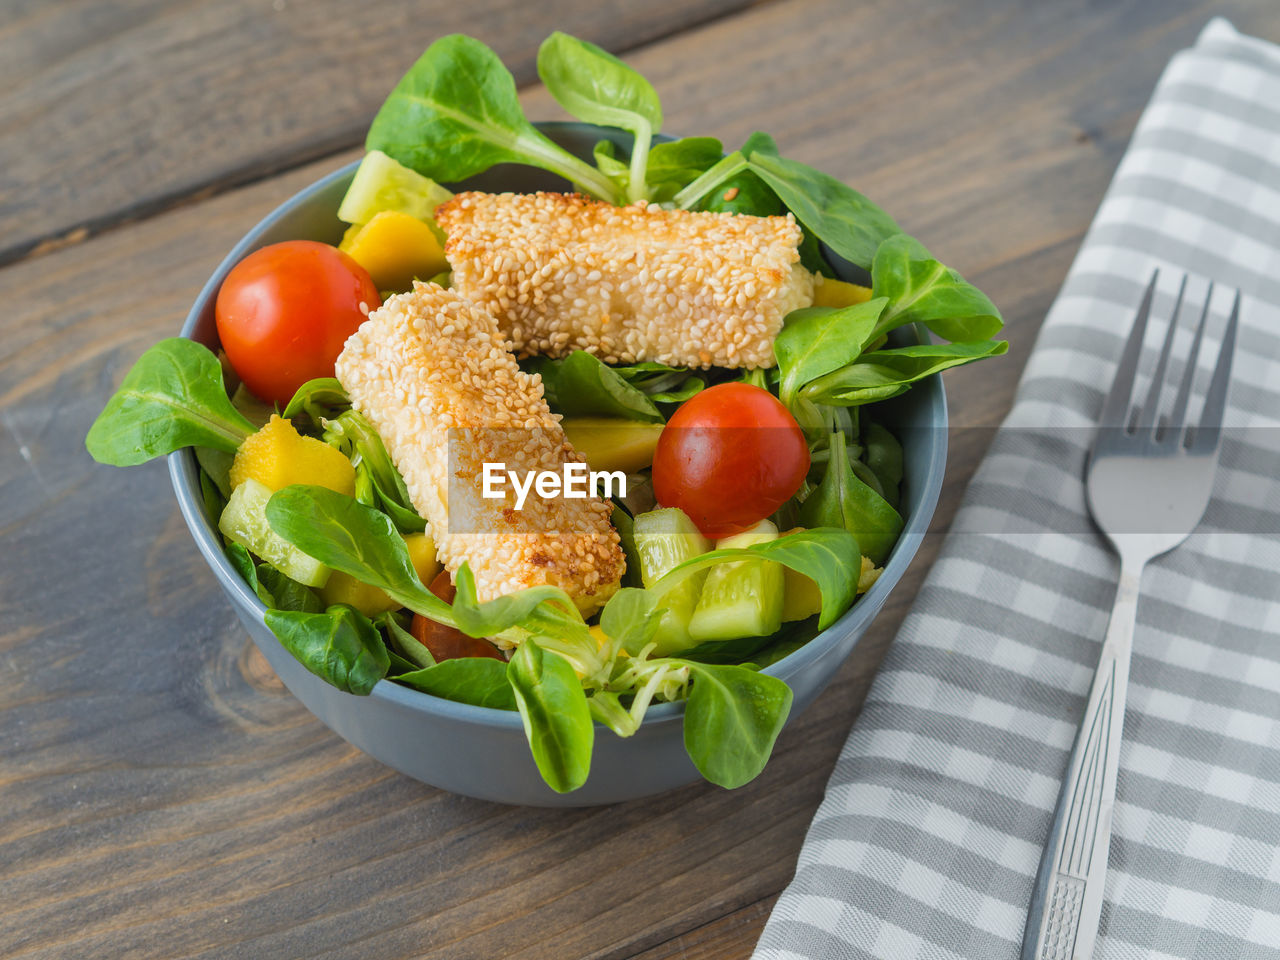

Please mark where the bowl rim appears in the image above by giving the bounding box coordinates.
[169,122,949,732]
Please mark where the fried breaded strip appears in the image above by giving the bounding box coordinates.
[335,283,623,614]
[435,192,813,369]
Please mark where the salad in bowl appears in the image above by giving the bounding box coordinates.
[87,32,1005,799]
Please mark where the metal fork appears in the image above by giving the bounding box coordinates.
[1021,272,1241,960]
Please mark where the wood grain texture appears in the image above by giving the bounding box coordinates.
[628,900,779,960]
[0,0,751,267]
[4,1,1280,958]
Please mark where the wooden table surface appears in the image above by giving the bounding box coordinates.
[5,2,1279,957]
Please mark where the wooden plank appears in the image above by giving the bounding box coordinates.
[0,0,752,267]
[628,899,779,960]
[4,1,1280,959]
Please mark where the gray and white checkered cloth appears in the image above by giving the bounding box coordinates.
[754,18,1280,960]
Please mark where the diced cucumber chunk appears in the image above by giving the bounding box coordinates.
[633,507,710,586]
[337,150,454,226]
[649,589,700,656]
[688,520,784,641]
[219,478,330,588]
[633,508,711,656]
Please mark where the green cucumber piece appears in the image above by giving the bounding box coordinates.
[337,150,454,225]
[688,520,784,641]
[633,508,711,656]
[633,508,710,585]
[219,479,330,588]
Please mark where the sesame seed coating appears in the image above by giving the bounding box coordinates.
[334,283,623,615]
[435,192,814,369]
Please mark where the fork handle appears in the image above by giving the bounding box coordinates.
[1022,563,1143,960]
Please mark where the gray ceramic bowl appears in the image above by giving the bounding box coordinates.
[169,123,947,806]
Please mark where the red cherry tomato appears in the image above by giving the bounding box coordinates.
[215,240,381,407]
[410,570,506,662]
[652,382,809,538]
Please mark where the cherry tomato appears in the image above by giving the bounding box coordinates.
[410,570,505,662]
[215,240,381,407]
[652,382,809,538]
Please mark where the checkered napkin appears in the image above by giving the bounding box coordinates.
[754,18,1280,960]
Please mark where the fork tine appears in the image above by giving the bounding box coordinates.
[1137,274,1187,432]
[1100,270,1159,428]
[1168,280,1213,432]
[1188,289,1241,454]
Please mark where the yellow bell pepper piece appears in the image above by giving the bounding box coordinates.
[782,553,881,622]
[781,564,824,622]
[338,210,448,293]
[579,624,627,680]
[858,555,882,594]
[403,532,441,587]
[589,624,609,651]
[321,572,399,617]
[321,531,439,617]
[339,223,363,248]
[230,415,355,496]
[812,276,874,308]
[561,418,666,474]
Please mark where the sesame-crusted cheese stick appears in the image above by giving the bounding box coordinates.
[334,283,624,615]
[435,192,814,369]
